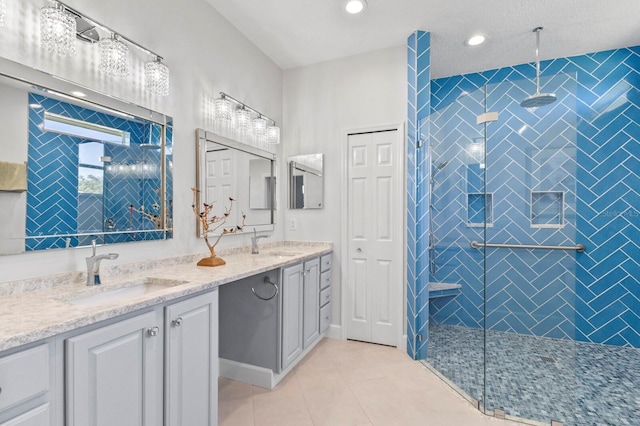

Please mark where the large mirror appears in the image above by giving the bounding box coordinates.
[0,57,173,255]
[288,154,323,209]
[195,129,275,236]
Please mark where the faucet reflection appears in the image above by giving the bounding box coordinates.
[86,240,119,286]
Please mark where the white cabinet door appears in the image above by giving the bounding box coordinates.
[0,404,49,426]
[65,311,163,426]
[302,258,320,349]
[281,263,303,370]
[165,291,218,426]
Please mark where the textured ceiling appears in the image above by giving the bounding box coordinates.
[205,0,640,78]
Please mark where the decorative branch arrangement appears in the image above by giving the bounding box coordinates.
[191,187,246,267]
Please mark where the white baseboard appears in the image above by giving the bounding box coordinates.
[325,324,342,339]
[219,332,326,389]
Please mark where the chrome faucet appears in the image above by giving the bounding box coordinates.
[251,228,268,254]
[86,240,119,286]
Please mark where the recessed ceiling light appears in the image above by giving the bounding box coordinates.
[345,0,367,14]
[466,34,486,46]
[71,90,86,97]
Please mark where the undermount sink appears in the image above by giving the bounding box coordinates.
[66,277,187,307]
[261,251,302,258]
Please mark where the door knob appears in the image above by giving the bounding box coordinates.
[147,326,160,337]
[356,248,362,252]
[172,317,183,327]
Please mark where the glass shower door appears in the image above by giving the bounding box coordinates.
[482,73,579,424]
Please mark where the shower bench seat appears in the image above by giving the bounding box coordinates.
[428,282,462,299]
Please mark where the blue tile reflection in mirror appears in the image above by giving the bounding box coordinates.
[25,92,171,251]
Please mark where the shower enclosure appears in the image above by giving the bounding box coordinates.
[422,70,640,425]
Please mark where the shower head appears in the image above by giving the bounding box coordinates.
[430,161,449,184]
[520,93,557,108]
[140,143,161,149]
[520,27,556,108]
[436,161,448,171]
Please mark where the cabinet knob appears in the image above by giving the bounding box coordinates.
[147,326,160,337]
[172,317,183,327]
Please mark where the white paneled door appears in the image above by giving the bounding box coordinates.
[347,129,402,346]
[205,148,239,224]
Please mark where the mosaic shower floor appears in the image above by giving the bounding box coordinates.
[424,323,640,426]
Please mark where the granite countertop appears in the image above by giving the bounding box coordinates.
[0,241,332,353]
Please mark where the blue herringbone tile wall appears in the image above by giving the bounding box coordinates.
[27,93,165,250]
[423,46,640,348]
[407,31,431,359]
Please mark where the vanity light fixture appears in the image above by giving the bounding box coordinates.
[214,94,233,121]
[37,1,171,95]
[144,56,170,96]
[235,106,252,131]
[0,0,6,27]
[345,0,367,14]
[213,92,281,145]
[266,125,280,145]
[40,2,77,55]
[466,34,486,46]
[99,33,130,78]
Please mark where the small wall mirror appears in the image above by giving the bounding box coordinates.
[288,154,323,209]
[195,129,275,236]
[0,57,173,255]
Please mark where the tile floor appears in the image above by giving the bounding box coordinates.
[426,323,640,426]
[219,337,520,426]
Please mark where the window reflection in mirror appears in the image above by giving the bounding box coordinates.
[0,64,173,255]
[288,154,323,209]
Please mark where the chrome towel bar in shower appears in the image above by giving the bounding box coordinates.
[470,241,586,253]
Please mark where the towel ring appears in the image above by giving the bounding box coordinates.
[252,276,279,301]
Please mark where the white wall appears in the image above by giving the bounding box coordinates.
[282,46,407,331]
[0,0,284,281]
[0,84,28,254]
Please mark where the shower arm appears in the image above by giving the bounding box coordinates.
[534,26,542,95]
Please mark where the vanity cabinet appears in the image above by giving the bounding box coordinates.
[164,291,218,426]
[319,253,332,333]
[0,343,55,426]
[66,311,164,426]
[302,258,320,349]
[66,291,218,426]
[281,263,304,370]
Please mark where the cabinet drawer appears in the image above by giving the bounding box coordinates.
[320,270,331,290]
[320,254,332,272]
[320,286,331,307]
[320,303,331,333]
[0,403,50,426]
[0,345,49,412]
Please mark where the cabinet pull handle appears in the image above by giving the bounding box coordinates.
[172,317,183,327]
[147,326,160,337]
[252,277,279,301]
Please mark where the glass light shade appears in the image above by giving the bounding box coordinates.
[99,34,130,78]
[40,4,77,56]
[235,107,251,131]
[145,58,170,96]
[214,97,232,121]
[267,125,280,144]
[0,0,6,28]
[252,116,267,135]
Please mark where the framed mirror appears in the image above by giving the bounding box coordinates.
[0,57,173,255]
[288,154,323,209]
[195,129,275,236]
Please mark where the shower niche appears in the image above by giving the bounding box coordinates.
[465,163,492,227]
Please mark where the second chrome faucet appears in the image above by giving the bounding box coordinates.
[251,228,269,254]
